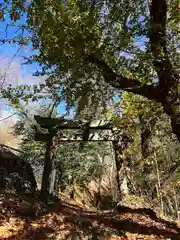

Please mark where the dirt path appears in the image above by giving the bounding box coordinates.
[0,193,179,240]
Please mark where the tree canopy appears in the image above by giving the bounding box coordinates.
[0,0,179,129]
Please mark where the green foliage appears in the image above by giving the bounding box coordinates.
[105,91,180,217]
[0,0,179,113]
[52,141,108,190]
[13,102,110,191]
[0,0,163,112]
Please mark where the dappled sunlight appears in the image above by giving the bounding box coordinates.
[0,192,179,240]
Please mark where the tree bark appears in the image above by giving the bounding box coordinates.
[149,0,180,142]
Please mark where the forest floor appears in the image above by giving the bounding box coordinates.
[0,192,179,240]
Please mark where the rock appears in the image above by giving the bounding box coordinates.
[16,200,36,217]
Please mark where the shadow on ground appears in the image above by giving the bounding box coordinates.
[0,192,180,240]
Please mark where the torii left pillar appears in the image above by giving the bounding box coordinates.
[40,128,58,202]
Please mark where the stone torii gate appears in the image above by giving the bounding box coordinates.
[34,115,132,201]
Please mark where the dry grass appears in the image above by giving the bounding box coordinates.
[0,123,21,149]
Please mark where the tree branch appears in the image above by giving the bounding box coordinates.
[87,55,161,101]
[0,112,16,122]
[87,0,179,105]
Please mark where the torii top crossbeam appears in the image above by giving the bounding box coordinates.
[34,115,114,129]
[34,115,123,142]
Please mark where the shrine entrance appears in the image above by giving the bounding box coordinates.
[34,115,133,202]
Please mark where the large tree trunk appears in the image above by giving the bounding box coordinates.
[89,0,180,144]
[149,0,180,142]
[162,102,180,142]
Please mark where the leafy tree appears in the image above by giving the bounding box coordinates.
[1,0,180,143]
[108,92,180,217]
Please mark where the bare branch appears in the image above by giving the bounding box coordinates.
[48,100,58,117]
[0,112,16,122]
[0,47,21,88]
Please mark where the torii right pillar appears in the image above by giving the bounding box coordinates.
[112,130,133,201]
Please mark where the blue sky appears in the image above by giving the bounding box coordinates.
[0,8,120,120]
[0,16,69,117]
[0,16,41,78]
